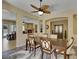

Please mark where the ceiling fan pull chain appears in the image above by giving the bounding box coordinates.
[40,0,42,8]
[40,0,42,2]
[40,1,41,8]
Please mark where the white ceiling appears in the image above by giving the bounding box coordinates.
[2,9,40,24]
[3,0,76,12]
[2,9,16,20]
[3,0,77,20]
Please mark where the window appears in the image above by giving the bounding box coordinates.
[2,24,8,37]
[10,25,16,33]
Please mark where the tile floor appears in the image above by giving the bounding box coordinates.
[2,38,77,59]
[2,47,77,59]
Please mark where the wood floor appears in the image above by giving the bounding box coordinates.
[2,38,16,52]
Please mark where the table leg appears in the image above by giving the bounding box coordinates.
[64,49,66,59]
[26,39,28,50]
[41,51,43,59]
[54,49,57,59]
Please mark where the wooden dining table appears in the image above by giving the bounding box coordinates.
[26,35,67,59]
[50,39,67,59]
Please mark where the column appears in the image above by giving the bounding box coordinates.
[42,20,46,33]
[68,15,73,40]
[16,13,27,47]
[37,22,40,33]
[67,15,74,53]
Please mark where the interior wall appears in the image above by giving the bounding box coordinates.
[73,15,77,34]
[73,15,77,46]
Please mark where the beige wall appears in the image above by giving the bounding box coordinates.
[73,15,77,46]
[73,15,77,34]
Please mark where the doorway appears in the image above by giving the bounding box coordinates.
[54,25,63,39]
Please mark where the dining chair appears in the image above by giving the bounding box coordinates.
[33,33,40,42]
[48,34,57,40]
[33,33,38,36]
[40,38,55,59]
[40,34,48,39]
[28,36,40,56]
[26,33,33,50]
[54,37,74,59]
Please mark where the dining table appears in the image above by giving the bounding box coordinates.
[49,39,67,59]
[26,35,67,59]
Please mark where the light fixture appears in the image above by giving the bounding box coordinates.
[38,11,43,15]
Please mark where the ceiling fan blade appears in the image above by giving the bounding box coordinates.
[43,10,51,14]
[41,5,49,10]
[31,11,38,13]
[31,4,39,10]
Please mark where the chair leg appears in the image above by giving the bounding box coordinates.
[54,49,57,59]
[47,54,51,59]
[34,48,36,56]
[49,54,51,59]
[67,55,69,59]
[26,40,28,50]
[41,51,43,59]
[29,47,31,53]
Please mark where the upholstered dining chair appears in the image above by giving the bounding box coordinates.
[40,38,55,59]
[38,33,47,37]
[54,37,74,59]
[26,34,34,50]
[40,34,48,39]
[28,36,40,56]
[48,34,57,40]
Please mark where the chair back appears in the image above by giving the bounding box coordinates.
[28,34,34,38]
[67,37,74,49]
[33,33,38,37]
[73,34,77,46]
[41,34,48,38]
[38,33,43,37]
[65,37,74,54]
[28,36,35,46]
[41,39,52,50]
[48,34,57,39]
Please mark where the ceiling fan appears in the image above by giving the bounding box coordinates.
[30,0,51,15]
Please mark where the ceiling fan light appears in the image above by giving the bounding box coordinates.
[38,11,43,15]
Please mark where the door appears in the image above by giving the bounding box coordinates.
[54,25,63,39]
